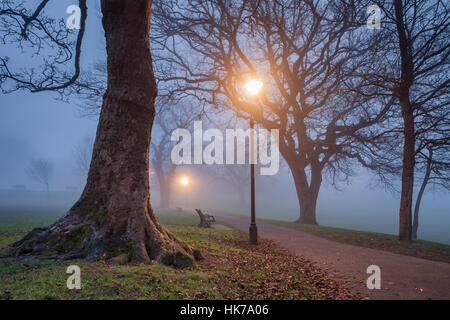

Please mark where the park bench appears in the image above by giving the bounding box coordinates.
[195,209,215,228]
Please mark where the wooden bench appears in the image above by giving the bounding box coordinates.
[195,209,215,228]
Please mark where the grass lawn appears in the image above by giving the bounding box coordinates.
[261,218,450,263]
[0,207,352,300]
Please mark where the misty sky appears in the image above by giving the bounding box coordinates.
[0,1,448,244]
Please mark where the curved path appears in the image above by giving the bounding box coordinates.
[215,214,450,300]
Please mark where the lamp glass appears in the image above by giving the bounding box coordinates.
[244,79,263,95]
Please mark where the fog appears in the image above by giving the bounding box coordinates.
[0,91,449,244]
[0,0,448,246]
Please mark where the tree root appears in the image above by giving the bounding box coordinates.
[8,207,202,268]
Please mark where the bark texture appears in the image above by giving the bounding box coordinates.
[9,0,198,267]
[394,0,415,242]
[398,101,415,242]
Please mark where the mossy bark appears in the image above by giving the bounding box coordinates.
[9,0,198,268]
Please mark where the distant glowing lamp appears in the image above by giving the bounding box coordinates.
[180,176,189,186]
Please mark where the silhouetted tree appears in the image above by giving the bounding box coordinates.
[73,136,93,179]
[27,159,54,194]
[412,134,450,239]
[366,0,450,241]
[151,101,201,208]
[366,108,450,240]
[0,0,87,93]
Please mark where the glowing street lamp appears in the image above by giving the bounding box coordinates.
[243,78,262,245]
[243,79,263,96]
[179,176,190,209]
[180,176,189,186]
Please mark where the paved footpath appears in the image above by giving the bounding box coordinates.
[214,214,450,300]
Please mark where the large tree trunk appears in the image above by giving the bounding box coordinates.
[394,0,415,242]
[412,149,432,239]
[291,164,321,225]
[9,0,198,267]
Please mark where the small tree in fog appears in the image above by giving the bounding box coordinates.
[73,136,93,179]
[27,159,54,194]
[412,141,450,239]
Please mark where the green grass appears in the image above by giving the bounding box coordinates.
[0,206,63,251]
[156,208,201,226]
[0,256,220,300]
[0,207,346,300]
[261,218,450,263]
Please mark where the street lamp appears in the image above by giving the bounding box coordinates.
[244,79,263,96]
[180,176,189,186]
[244,78,263,245]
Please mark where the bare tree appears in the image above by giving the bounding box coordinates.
[150,115,176,209]
[412,132,450,239]
[152,0,392,224]
[151,100,201,208]
[5,0,198,266]
[73,136,93,179]
[365,0,450,241]
[27,159,54,194]
[365,105,450,240]
[0,0,87,93]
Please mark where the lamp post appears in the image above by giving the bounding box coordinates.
[243,79,263,245]
[249,117,257,245]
